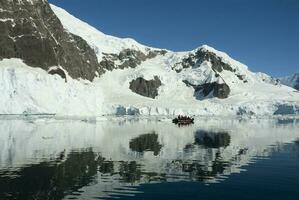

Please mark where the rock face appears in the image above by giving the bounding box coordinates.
[0,0,101,81]
[100,49,167,71]
[183,80,231,99]
[174,48,234,73]
[212,83,231,99]
[48,68,67,82]
[173,47,235,99]
[173,47,248,98]
[129,76,162,99]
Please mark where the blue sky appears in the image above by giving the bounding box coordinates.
[48,0,299,77]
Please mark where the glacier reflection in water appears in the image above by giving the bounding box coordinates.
[0,117,299,200]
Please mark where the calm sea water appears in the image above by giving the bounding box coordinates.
[0,117,299,200]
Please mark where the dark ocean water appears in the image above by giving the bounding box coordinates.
[0,117,298,200]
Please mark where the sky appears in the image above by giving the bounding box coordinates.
[48,0,299,77]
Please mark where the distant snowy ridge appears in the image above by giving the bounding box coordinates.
[280,72,299,91]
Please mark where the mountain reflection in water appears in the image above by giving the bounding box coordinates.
[194,130,231,148]
[0,117,298,200]
[129,132,162,156]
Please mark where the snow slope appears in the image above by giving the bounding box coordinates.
[0,59,104,116]
[97,53,299,116]
[0,4,298,117]
[50,4,159,62]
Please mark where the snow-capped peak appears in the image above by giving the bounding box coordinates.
[280,72,299,90]
[50,4,158,62]
[197,45,249,71]
[51,3,249,77]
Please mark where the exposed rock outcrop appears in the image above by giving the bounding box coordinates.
[100,49,167,71]
[183,80,231,99]
[0,0,101,81]
[129,76,162,99]
[172,46,258,88]
[48,68,67,82]
[174,48,234,73]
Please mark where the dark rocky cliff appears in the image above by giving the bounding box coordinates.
[0,0,102,81]
[100,49,167,71]
[129,76,162,99]
[183,79,231,99]
[173,48,235,73]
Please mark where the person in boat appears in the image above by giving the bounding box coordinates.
[177,115,191,121]
[177,115,192,121]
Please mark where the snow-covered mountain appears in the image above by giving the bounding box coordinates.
[0,0,298,116]
[280,72,299,91]
[0,0,101,81]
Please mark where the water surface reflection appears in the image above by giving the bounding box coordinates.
[0,117,298,199]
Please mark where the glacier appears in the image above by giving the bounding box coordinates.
[0,3,298,117]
